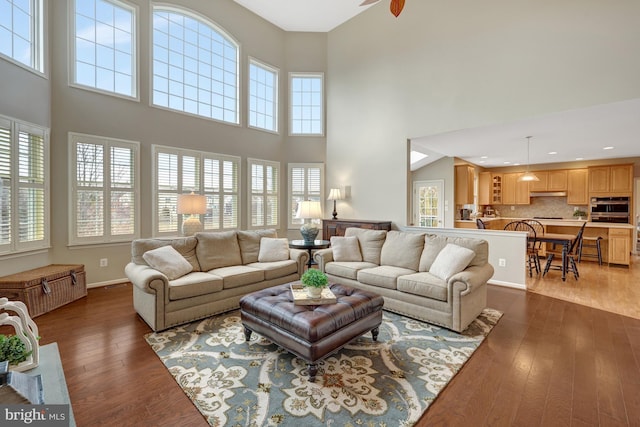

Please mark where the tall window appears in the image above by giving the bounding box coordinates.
[69,133,139,245]
[0,115,49,255]
[289,72,323,136]
[71,0,137,98]
[0,0,44,72]
[288,163,323,229]
[248,58,278,132]
[152,6,239,124]
[153,145,239,236]
[248,158,279,229]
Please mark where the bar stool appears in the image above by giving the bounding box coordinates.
[578,236,603,265]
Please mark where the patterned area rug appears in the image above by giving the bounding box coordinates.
[145,308,502,426]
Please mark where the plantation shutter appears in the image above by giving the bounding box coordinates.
[288,163,324,228]
[0,119,12,251]
[248,159,280,229]
[17,124,47,249]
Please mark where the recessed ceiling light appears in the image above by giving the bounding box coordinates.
[478,160,485,164]
[480,156,488,159]
[575,157,584,160]
[513,163,521,166]
[503,161,511,165]
[548,151,557,155]
[603,146,614,150]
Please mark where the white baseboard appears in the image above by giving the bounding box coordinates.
[87,278,129,289]
[487,279,526,290]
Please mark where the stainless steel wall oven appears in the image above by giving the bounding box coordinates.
[590,196,630,223]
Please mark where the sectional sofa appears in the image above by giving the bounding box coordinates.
[125,229,308,331]
[313,228,494,332]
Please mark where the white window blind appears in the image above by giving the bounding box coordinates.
[288,163,323,228]
[152,6,239,124]
[71,0,137,97]
[153,145,239,236]
[69,133,139,245]
[0,0,44,73]
[289,72,324,136]
[0,115,49,255]
[248,158,279,229]
[249,58,278,132]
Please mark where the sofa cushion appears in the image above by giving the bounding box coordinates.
[357,265,416,290]
[168,272,224,300]
[326,261,378,280]
[380,231,425,270]
[258,237,290,262]
[330,236,362,262]
[132,237,200,271]
[209,265,264,289]
[419,235,488,272]
[142,245,193,280]
[429,243,476,281]
[196,231,242,271]
[247,260,298,281]
[237,229,278,264]
[344,228,387,265]
[397,272,448,302]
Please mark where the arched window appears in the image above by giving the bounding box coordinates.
[152,6,239,124]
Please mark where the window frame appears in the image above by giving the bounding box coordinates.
[247,158,280,230]
[289,72,324,136]
[152,145,241,237]
[287,163,324,229]
[151,5,240,125]
[68,132,140,246]
[69,0,139,100]
[0,0,45,74]
[248,57,278,134]
[0,114,50,256]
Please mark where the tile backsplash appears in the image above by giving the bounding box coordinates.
[489,197,588,219]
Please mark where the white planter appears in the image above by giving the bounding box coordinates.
[305,286,323,298]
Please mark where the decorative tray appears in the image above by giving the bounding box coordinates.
[290,283,337,305]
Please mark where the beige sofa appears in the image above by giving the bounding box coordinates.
[125,229,309,331]
[313,228,494,332]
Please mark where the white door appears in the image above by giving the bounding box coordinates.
[413,180,444,228]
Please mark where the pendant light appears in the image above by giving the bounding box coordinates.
[518,136,540,182]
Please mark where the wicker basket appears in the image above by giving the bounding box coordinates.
[0,264,87,317]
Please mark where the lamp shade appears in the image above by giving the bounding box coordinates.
[327,188,342,201]
[295,200,322,219]
[177,192,207,215]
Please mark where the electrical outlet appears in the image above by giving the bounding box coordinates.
[498,258,506,267]
[100,258,108,267]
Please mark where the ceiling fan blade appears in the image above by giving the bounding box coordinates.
[390,0,405,17]
[359,0,380,5]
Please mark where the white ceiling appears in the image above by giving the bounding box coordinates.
[410,98,640,171]
[233,0,375,32]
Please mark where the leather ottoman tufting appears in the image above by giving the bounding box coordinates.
[239,283,384,382]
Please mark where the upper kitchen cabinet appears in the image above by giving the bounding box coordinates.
[502,173,530,205]
[478,172,502,205]
[529,170,568,192]
[567,169,589,205]
[588,164,633,195]
[455,165,475,205]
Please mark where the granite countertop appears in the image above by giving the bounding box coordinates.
[455,218,634,229]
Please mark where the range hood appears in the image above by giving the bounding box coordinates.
[529,191,567,197]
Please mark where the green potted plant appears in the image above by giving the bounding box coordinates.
[573,209,587,220]
[300,269,328,298]
[0,334,33,366]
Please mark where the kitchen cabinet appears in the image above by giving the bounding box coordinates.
[455,165,474,205]
[567,169,589,205]
[478,172,502,205]
[529,170,568,192]
[588,164,633,195]
[608,228,631,265]
[502,173,530,205]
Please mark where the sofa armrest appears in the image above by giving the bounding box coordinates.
[288,248,310,276]
[448,263,494,295]
[125,262,169,294]
[313,248,334,272]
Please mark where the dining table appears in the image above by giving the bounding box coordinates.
[531,232,578,281]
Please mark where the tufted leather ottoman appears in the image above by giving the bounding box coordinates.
[240,283,384,382]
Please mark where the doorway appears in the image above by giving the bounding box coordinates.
[413,180,444,228]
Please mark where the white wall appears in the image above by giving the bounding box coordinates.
[326,0,640,227]
[411,156,455,228]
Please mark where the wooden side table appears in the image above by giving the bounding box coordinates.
[289,239,330,269]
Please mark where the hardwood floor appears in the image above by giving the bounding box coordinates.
[33,257,640,426]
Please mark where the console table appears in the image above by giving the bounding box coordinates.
[322,219,392,238]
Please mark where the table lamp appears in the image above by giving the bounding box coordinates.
[327,188,343,219]
[177,192,207,236]
[295,200,322,244]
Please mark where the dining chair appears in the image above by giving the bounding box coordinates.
[503,221,540,276]
[522,219,545,263]
[542,222,586,280]
[476,218,487,229]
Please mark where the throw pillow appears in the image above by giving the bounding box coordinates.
[330,236,362,262]
[142,245,193,280]
[258,238,290,262]
[429,243,476,281]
